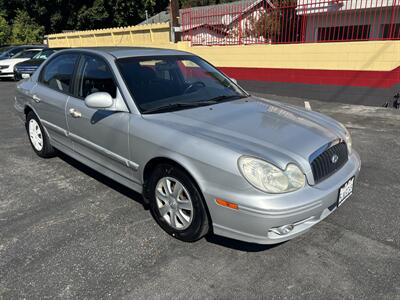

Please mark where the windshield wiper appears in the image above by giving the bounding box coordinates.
[207,94,247,102]
[143,100,218,114]
[142,95,247,114]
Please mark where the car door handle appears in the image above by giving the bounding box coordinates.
[32,95,41,103]
[69,108,82,118]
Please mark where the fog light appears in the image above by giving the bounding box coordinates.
[269,224,294,236]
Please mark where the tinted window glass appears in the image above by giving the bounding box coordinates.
[77,55,117,99]
[9,48,25,56]
[41,54,78,93]
[117,55,246,113]
[13,50,41,59]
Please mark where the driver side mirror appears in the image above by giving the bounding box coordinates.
[85,92,113,109]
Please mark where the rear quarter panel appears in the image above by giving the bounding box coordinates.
[15,79,38,121]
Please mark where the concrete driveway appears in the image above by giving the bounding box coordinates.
[0,81,399,299]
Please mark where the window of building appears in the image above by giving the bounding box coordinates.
[317,25,371,41]
[381,23,400,39]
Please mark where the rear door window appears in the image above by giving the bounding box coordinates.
[40,54,79,93]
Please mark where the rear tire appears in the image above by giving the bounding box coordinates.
[147,164,210,242]
[26,111,56,158]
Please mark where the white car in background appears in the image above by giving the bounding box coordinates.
[0,49,43,80]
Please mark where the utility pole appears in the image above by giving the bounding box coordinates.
[170,0,180,42]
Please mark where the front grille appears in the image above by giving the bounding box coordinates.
[311,141,348,184]
[16,67,37,73]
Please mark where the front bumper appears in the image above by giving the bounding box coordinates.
[0,71,14,78]
[204,151,361,244]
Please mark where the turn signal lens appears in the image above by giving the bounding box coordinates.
[216,198,238,210]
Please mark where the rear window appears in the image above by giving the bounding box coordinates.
[40,54,78,93]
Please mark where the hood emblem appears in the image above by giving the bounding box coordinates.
[331,154,339,164]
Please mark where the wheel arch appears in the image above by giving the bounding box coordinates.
[23,104,52,141]
[24,105,34,116]
[23,104,42,121]
[142,156,213,226]
[143,157,201,197]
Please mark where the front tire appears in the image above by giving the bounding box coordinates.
[147,164,210,242]
[26,111,56,158]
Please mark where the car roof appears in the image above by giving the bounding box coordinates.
[62,47,193,59]
[11,45,46,49]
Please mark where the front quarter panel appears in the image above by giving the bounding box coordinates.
[130,114,248,194]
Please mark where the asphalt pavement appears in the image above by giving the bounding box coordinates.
[0,80,399,299]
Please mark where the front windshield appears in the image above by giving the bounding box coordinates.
[117,55,247,113]
[13,50,40,59]
[33,49,55,60]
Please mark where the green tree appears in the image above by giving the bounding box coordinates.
[10,10,44,44]
[77,0,109,29]
[0,0,174,34]
[105,0,168,27]
[0,13,10,45]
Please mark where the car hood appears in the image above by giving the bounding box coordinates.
[143,96,346,175]
[15,59,44,67]
[0,58,29,65]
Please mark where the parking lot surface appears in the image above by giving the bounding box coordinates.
[0,80,399,299]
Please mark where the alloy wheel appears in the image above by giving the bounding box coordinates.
[29,119,43,151]
[155,177,194,230]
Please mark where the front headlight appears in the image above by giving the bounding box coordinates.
[238,156,305,194]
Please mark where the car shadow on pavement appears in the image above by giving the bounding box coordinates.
[205,234,284,252]
[57,151,148,209]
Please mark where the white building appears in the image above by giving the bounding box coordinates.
[297,0,400,41]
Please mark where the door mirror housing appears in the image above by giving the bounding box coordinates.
[85,92,113,109]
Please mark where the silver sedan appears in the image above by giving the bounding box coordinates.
[14,47,361,244]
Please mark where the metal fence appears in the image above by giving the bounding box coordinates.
[181,0,400,45]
